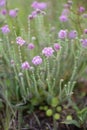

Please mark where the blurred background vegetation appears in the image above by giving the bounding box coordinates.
[6,0,87,33]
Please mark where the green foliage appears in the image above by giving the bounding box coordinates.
[0,0,87,129]
[63,102,87,128]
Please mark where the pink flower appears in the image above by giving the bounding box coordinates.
[9,9,18,18]
[31,10,37,18]
[84,29,87,34]
[21,61,30,70]
[68,30,77,39]
[62,9,69,16]
[54,43,61,51]
[1,9,7,15]
[28,10,37,19]
[42,47,54,57]
[37,2,47,10]
[0,0,6,7]
[28,43,35,50]
[81,39,87,48]
[59,15,68,22]
[32,56,42,65]
[16,37,26,46]
[79,6,85,13]
[1,25,10,34]
[58,30,67,39]
[31,1,47,10]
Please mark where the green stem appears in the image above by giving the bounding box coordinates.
[18,109,22,130]
[53,118,57,130]
[25,70,30,91]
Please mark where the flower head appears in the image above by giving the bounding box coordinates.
[59,15,68,22]
[31,1,47,10]
[16,37,26,46]
[42,47,54,57]
[84,29,87,34]
[21,61,30,70]
[31,10,37,18]
[1,9,7,15]
[9,9,18,18]
[58,30,67,39]
[0,0,6,7]
[32,56,42,65]
[28,10,38,19]
[62,9,70,16]
[1,25,10,34]
[79,6,85,13]
[28,43,35,50]
[81,39,87,48]
[68,30,77,39]
[54,43,61,51]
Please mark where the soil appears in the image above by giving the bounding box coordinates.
[9,94,87,130]
[8,108,86,130]
[0,103,87,130]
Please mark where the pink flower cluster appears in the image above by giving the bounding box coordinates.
[9,9,18,18]
[1,8,19,17]
[79,6,85,13]
[19,39,62,70]
[31,1,47,10]
[84,29,87,34]
[28,43,35,50]
[21,56,42,70]
[21,61,30,70]
[32,56,42,65]
[28,1,47,19]
[16,37,26,46]
[1,25,10,34]
[21,44,61,69]
[58,30,77,39]
[59,2,70,22]
[54,43,61,51]
[58,30,67,39]
[42,47,54,57]
[59,15,68,22]
[1,9,7,15]
[0,0,6,7]
[81,39,87,48]
[68,30,77,39]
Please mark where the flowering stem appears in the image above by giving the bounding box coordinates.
[70,52,79,82]
[32,71,38,96]
[59,79,64,100]
[25,70,30,91]
[28,19,31,42]
[20,76,26,101]
[18,46,22,64]
[6,35,12,60]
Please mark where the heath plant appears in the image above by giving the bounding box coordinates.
[0,0,87,130]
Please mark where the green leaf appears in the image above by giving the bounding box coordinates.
[78,107,87,115]
[62,120,80,128]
